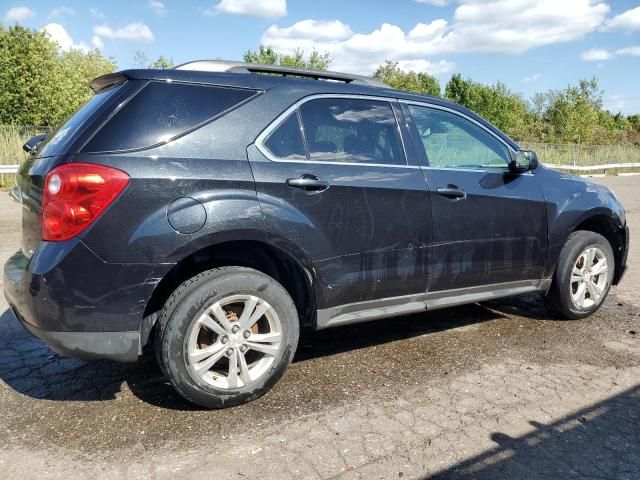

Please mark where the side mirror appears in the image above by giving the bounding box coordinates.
[509,149,538,173]
[22,134,47,155]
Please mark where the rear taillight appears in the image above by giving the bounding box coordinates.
[42,163,130,241]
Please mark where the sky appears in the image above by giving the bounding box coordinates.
[3,0,640,114]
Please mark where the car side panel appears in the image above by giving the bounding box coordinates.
[248,144,432,310]
[424,168,548,291]
[535,167,627,279]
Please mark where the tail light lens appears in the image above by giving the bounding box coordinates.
[42,163,130,241]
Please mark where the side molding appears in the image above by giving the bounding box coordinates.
[316,279,549,330]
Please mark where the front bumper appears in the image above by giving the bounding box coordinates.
[613,224,630,285]
[3,241,170,362]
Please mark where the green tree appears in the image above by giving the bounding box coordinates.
[542,78,603,143]
[52,49,116,125]
[373,61,440,96]
[132,51,174,69]
[444,74,530,139]
[0,23,115,126]
[0,24,60,125]
[150,55,173,69]
[243,45,331,70]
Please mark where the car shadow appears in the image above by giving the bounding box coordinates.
[0,294,540,410]
[427,384,640,479]
[481,292,561,321]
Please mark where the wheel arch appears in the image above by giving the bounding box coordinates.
[572,213,627,285]
[142,239,317,347]
[548,207,626,286]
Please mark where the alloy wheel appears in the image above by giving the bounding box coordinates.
[570,247,609,309]
[185,294,283,389]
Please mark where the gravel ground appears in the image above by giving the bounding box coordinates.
[0,176,638,479]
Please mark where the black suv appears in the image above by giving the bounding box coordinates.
[4,61,629,408]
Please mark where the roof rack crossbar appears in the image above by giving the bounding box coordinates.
[174,60,388,88]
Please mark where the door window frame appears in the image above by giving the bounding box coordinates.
[400,100,518,173]
[256,94,415,169]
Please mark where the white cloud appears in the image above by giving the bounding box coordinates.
[616,45,640,56]
[50,6,75,18]
[5,6,35,22]
[602,6,640,32]
[89,8,105,20]
[205,0,287,19]
[439,0,609,54]
[581,45,640,62]
[93,22,155,43]
[414,0,453,6]
[263,19,352,41]
[147,0,167,15]
[41,23,88,51]
[91,35,104,49]
[261,0,609,75]
[581,48,612,61]
[522,73,541,83]
[396,59,454,75]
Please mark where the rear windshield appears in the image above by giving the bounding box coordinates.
[83,82,256,152]
[37,85,122,158]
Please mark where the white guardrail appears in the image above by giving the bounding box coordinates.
[1,163,639,175]
[0,165,19,174]
[545,162,640,172]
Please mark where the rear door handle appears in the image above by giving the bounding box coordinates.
[286,175,330,193]
[436,185,467,200]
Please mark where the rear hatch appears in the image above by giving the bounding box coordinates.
[16,79,129,257]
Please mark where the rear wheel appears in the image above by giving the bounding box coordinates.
[156,267,299,408]
[545,231,614,319]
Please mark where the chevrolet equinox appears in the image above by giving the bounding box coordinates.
[4,61,629,408]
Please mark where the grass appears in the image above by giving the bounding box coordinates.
[0,125,50,189]
[520,142,640,166]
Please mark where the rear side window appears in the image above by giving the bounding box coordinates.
[84,82,256,152]
[299,98,405,165]
[264,113,307,161]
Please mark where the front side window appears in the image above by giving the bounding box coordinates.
[407,105,510,169]
[299,98,405,166]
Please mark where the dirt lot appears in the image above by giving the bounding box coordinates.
[0,176,638,479]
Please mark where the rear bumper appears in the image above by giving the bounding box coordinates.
[3,241,170,362]
[12,307,139,362]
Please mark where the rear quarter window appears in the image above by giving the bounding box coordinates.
[83,82,256,152]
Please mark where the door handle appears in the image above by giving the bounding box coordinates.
[436,185,467,200]
[286,175,330,193]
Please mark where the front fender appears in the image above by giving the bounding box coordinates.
[538,168,626,278]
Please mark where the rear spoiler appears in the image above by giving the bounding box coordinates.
[90,72,129,93]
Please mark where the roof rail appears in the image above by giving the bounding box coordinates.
[174,60,388,88]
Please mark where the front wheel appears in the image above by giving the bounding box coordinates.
[156,267,299,408]
[545,230,614,319]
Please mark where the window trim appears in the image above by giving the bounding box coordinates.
[256,94,414,169]
[399,99,517,172]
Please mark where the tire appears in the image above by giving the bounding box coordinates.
[545,230,614,320]
[155,267,299,409]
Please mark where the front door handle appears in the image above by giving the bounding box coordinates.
[286,175,330,193]
[436,185,467,200]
